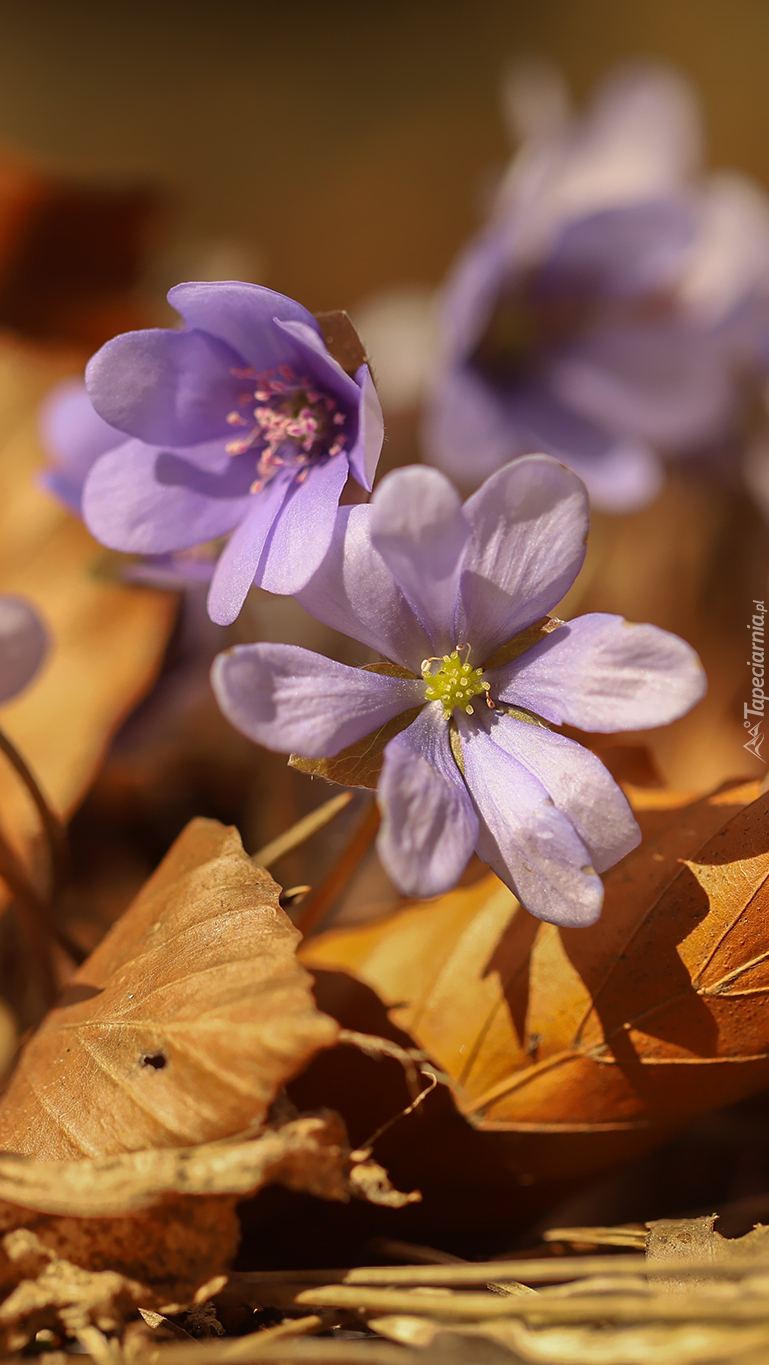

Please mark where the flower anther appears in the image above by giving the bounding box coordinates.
[225,365,348,494]
[421,645,491,717]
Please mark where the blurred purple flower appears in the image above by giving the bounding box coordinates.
[424,65,769,511]
[80,281,384,624]
[0,596,48,705]
[39,378,217,590]
[212,458,705,925]
[40,378,119,515]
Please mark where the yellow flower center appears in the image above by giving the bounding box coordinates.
[421,648,490,718]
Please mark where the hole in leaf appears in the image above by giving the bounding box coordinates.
[141,1052,167,1070]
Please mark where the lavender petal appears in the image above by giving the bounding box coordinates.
[206,474,293,625]
[348,364,384,491]
[85,327,243,445]
[491,612,707,731]
[377,703,479,898]
[0,596,48,705]
[455,454,589,664]
[296,505,432,671]
[82,438,253,554]
[211,642,424,756]
[370,466,470,654]
[168,281,321,372]
[482,712,639,873]
[457,712,604,926]
[257,454,350,596]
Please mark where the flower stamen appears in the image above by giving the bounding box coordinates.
[422,648,490,717]
[225,365,349,492]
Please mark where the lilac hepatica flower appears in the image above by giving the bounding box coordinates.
[424,65,769,511]
[0,597,48,705]
[80,282,384,623]
[39,378,217,590]
[212,457,705,926]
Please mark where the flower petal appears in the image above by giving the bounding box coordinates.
[206,474,292,625]
[423,365,526,488]
[273,319,362,408]
[550,322,734,450]
[40,379,120,501]
[491,612,707,731]
[370,466,469,653]
[0,596,48,706]
[481,712,639,873]
[82,438,253,555]
[456,713,603,926]
[211,642,424,756]
[257,454,350,596]
[296,505,432,671]
[541,199,693,299]
[86,328,243,445]
[680,171,769,322]
[377,704,478,897]
[455,454,589,664]
[168,281,321,372]
[504,386,665,512]
[348,365,384,491]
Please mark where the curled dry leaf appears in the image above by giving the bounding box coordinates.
[0,816,340,1157]
[0,822,417,1305]
[0,1113,413,1311]
[0,336,175,878]
[300,780,769,1180]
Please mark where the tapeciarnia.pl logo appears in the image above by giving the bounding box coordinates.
[745,599,766,761]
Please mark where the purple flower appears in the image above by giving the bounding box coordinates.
[39,378,217,590]
[80,282,384,623]
[424,65,769,511]
[0,597,48,705]
[40,378,120,515]
[211,457,705,926]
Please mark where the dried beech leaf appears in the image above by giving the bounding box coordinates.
[0,1113,354,1217]
[301,780,769,1179]
[0,817,339,1158]
[0,1112,416,1310]
[0,337,175,872]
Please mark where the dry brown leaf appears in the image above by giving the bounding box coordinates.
[0,335,175,883]
[0,1113,354,1217]
[0,824,420,1306]
[300,779,769,1180]
[0,1227,147,1355]
[0,1113,414,1309]
[647,1214,769,1294]
[0,816,340,1158]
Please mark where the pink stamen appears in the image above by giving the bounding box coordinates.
[224,361,349,494]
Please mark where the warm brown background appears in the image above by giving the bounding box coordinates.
[0,0,765,312]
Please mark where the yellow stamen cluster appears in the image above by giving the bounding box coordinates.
[422,649,490,718]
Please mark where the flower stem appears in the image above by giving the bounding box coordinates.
[0,724,69,894]
[294,798,381,937]
[253,791,353,870]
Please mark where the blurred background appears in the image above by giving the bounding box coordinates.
[0,0,766,321]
